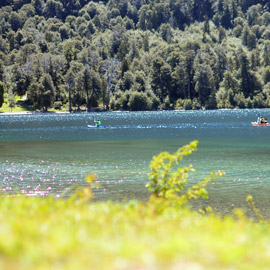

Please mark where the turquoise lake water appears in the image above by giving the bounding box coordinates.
[1,109,270,216]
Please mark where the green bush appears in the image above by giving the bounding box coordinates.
[192,98,201,109]
[216,88,231,108]
[205,94,217,109]
[109,95,117,110]
[113,91,130,110]
[53,101,62,110]
[234,92,246,108]
[176,98,201,110]
[162,96,173,110]
[175,98,184,110]
[245,97,253,108]
[147,140,224,207]
[150,94,160,110]
[183,99,192,110]
[253,93,266,108]
[109,91,130,111]
[128,91,151,111]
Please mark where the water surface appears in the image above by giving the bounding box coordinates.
[1,109,270,216]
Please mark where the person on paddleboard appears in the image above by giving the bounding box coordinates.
[94,119,101,127]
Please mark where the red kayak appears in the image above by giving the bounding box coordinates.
[252,122,270,126]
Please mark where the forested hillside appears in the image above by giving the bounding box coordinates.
[0,0,269,111]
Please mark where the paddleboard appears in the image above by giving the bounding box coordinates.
[87,125,106,129]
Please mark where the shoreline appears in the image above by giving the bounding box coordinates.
[0,107,269,116]
[0,111,70,115]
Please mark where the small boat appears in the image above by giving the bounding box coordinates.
[251,122,270,126]
[87,125,106,129]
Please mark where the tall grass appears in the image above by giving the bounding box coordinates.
[0,196,269,270]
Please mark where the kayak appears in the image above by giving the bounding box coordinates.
[87,125,106,129]
[251,122,270,126]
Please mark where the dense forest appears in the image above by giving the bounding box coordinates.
[0,0,269,111]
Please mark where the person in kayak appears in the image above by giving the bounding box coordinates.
[94,119,101,127]
[258,116,267,124]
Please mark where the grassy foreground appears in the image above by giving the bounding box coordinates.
[0,196,270,270]
[1,141,269,269]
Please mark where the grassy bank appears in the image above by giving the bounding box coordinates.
[0,95,68,114]
[0,96,34,113]
[0,95,102,114]
[0,196,269,270]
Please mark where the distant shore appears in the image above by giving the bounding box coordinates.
[0,108,109,115]
[0,111,70,115]
[1,108,269,116]
[0,110,110,115]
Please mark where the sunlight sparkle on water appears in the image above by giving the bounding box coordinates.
[1,158,131,198]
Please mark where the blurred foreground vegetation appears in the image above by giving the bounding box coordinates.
[1,196,270,270]
[0,141,269,269]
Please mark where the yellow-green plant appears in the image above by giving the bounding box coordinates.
[66,173,99,201]
[146,140,225,206]
[246,195,265,223]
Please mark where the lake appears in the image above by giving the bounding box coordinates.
[1,109,270,217]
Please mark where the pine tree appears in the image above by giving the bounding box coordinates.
[151,57,165,101]
[194,64,215,107]
[120,58,130,77]
[238,49,260,97]
[40,73,56,111]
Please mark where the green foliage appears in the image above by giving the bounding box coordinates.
[183,99,193,110]
[234,92,246,108]
[110,90,130,110]
[0,193,269,270]
[0,0,270,111]
[253,93,266,108]
[128,91,151,111]
[147,141,225,207]
[263,66,270,83]
[194,64,215,107]
[7,90,16,111]
[53,101,62,110]
[246,195,265,223]
[175,98,198,110]
[40,73,56,111]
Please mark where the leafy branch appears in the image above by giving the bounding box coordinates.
[146,140,225,208]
